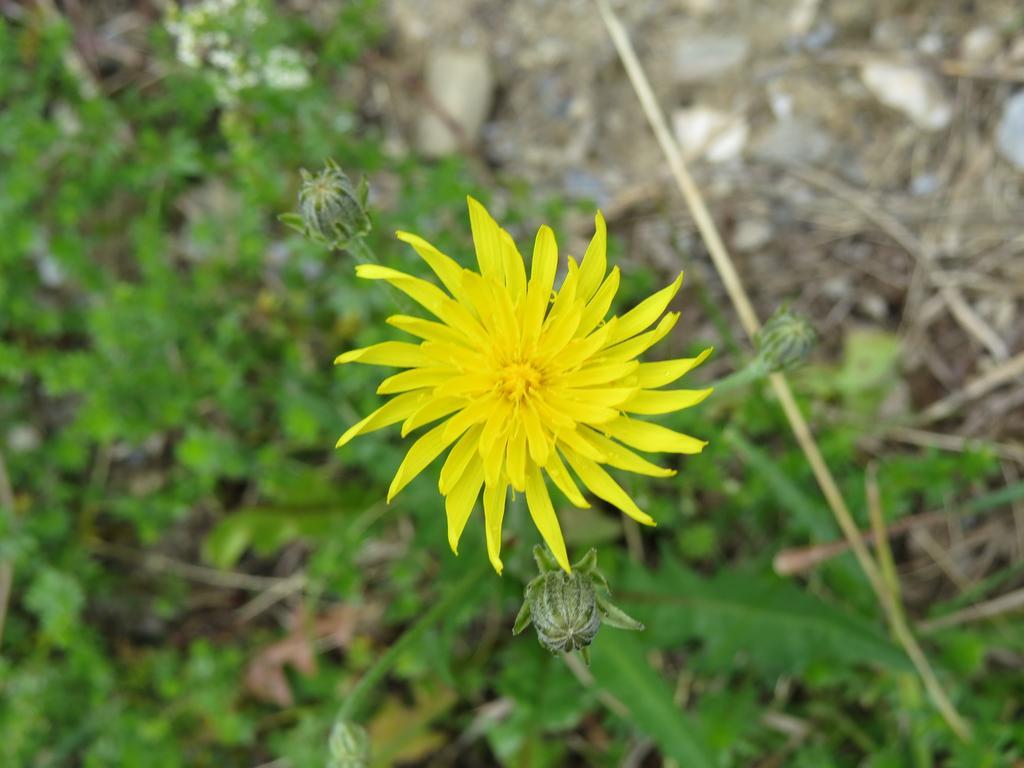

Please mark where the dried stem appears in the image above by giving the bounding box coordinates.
[594,0,971,741]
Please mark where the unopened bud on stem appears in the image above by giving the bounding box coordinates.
[514,547,643,663]
[754,306,816,373]
[283,159,371,250]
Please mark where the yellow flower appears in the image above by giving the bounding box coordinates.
[335,198,711,574]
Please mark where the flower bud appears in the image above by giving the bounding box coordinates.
[531,571,602,654]
[328,719,370,768]
[514,547,643,661]
[755,306,816,373]
[297,159,371,248]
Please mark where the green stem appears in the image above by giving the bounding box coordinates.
[335,559,488,722]
[346,238,377,267]
[708,357,768,394]
[345,237,414,314]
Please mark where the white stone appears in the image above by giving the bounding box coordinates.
[961,26,1001,61]
[860,62,952,131]
[996,91,1024,170]
[416,49,494,157]
[672,33,750,83]
[752,117,834,165]
[731,219,773,253]
[672,106,748,163]
[6,424,40,453]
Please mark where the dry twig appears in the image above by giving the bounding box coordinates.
[919,587,1024,633]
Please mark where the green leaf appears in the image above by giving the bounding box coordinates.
[25,568,84,649]
[835,329,902,396]
[626,558,910,673]
[589,631,714,768]
[725,428,836,539]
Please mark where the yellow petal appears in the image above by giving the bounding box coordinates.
[577,267,620,339]
[536,303,582,361]
[431,375,495,401]
[602,416,707,454]
[523,225,558,343]
[483,480,508,574]
[561,447,656,526]
[482,437,507,488]
[387,314,477,347]
[401,396,465,436]
[544,448,589,508]
[377,367,454,395]
[439,424,484,494]
[576,210,607,302]
[457,269,500,336]
[335,341,432,368]
[335,392,428,448]
[596,312,679,362]
[506,424,528,493]
[525,463,570,573]
[561,360,639,388]
[578,427,675,477]
[545,263,579,323]
[565,386,637,408]
[443,395,499,442]
[387,420,465,502]
[445,454,484,554]
[500,228,527,297]
[532,398,577,432]
[422,342,490,374]
[356,264,484,335]
[555,426,606,462]
[521,402,550,466]
[544,394,618,425]
[556,323,612,369]
[634,347,713,388]
[396,230,464,297]
[477,399,513,458]
[467,196,503,279]
[603,273,683,347]
[623,387,713,415]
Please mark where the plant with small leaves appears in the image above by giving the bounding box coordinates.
[513,546,643,664]
[328,718,370,768]
[754,305,816,373]
[281,159,371,250]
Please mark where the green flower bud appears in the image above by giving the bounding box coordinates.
[514,547,643,662]
[531,571,601,654]
[328,719,370,768]
[754,306,816,373]
[295,159,371,249]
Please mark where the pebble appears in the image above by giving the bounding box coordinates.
[731,219,773,253]
[7,424,41,453]
[416,48,494,157]
[996,91,1024,170]
[671,106,748,163]
[859,62,952,131]
[961,26,1001,61]
[751,117,834,165]
[671,33,750,83]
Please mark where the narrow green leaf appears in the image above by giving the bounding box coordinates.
[589,632,714,768]
[725,428,837,539]
[627,559,911,673]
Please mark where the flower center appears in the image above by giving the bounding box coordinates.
[498,361,543,404]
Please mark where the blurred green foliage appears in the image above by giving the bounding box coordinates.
[1,3,1022,767]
